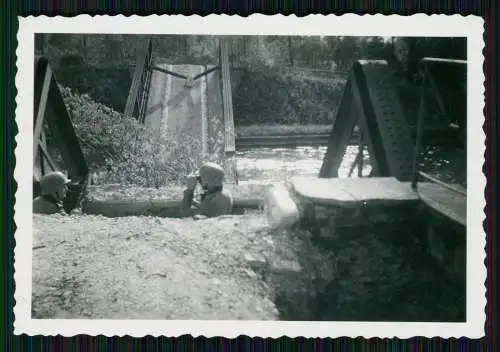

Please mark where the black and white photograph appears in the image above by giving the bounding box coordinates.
[14,15,485,338]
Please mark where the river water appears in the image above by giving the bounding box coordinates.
[235,144,465,186]
[236,145,372,184]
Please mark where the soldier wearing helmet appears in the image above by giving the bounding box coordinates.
[33,171,71,215]
[180,162,233,218]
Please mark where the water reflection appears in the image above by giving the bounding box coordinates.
[235,144,465,186]
[236,145,372,184]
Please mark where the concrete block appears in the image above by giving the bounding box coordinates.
[263,183,301,229]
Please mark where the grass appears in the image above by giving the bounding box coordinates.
[236,124,333,137]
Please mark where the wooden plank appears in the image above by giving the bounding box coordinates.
[292,176,419,207]
[417,182,466,228]
[219,38,236,154]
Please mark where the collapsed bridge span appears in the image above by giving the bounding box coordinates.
[126,39,237,183]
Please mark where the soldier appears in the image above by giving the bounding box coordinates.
[180,162,233,218]
[33,171,70,215]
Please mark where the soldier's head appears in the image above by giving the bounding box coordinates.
[198,162,225,192]
[39,171,71,200]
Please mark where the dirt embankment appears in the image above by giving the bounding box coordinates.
[80,183,267,218]
[32,212,303,320]
[34,181,466,322]
[31,212,465,322]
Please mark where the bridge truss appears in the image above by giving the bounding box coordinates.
[125,38,237,183]
[319,60,415,181]
[33,57,90,213]
[319,57,467,231]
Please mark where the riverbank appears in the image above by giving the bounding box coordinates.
[236,124,334,137]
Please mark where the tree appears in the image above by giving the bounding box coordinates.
[361,36,391,59]
[333,37,362,71]
[391,37,466,83]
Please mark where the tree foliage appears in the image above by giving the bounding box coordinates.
[60,86,225,187]
[37,34,396,72]
[59,86,144,169]
[37,34,465,126]
[37,34,465,75]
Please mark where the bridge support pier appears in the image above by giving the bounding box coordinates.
[264,175,466,321]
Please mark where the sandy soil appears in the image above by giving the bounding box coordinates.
[31,210,465,322]
[32,212,301,320]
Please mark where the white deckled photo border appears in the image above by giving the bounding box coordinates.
[14,14,486,338]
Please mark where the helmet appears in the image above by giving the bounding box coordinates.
[199,162,225,188]
[39,171,71,196]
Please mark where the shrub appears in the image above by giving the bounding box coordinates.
[232,66,346,126]
[55,59,345,127]
[60,86,144,169]
[236,123,333,137]
[102,124,225,188]
[61,86,226,188]
[102,130,199,188]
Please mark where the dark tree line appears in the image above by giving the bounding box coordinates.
[35,34,466,126]
[36,34,465,74]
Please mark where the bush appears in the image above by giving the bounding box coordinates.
[60,86,143,168]
[102,126,225,188]
[61,86,226,188]
[236,124,333,137]
[232,66,346,126]
[55,59,345,127]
